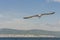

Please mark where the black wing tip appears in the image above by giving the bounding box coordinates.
[53,12,55,13]
[23,17,29,19]
[23,17,27,19]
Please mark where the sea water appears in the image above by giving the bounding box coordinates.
[0,37,60,40]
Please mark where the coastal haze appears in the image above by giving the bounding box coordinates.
[0,0,60,37]
[0,28,57,37]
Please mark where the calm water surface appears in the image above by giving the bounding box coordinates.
[0,37,60,40]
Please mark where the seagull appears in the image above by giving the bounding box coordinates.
[23,12,55,19]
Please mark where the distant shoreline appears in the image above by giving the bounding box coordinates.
[0,34,55,37]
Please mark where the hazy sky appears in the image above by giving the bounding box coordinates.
[0,0,60,31]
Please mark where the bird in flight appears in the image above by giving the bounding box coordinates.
[23,12,55,19]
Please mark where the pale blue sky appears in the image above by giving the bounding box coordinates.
[0,0,60,31]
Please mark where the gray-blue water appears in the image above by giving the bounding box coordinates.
[0,37,60,40]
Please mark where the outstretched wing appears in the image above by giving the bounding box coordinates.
[41,12,55,15]
[23,15,39,19]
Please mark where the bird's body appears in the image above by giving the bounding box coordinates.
[23,12,55,19]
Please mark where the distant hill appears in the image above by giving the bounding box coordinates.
[0,28,60,37]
